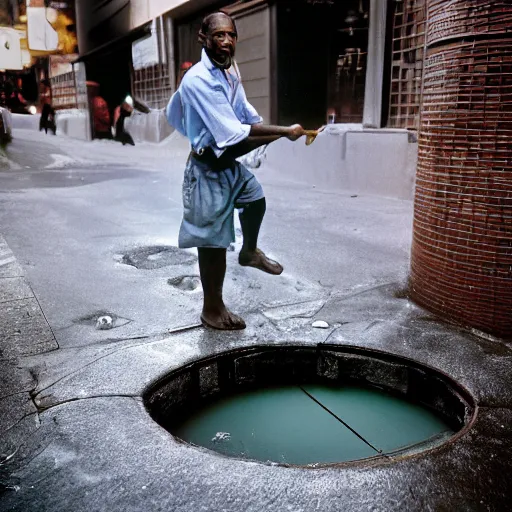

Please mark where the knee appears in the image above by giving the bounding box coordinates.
[241,197,266,216]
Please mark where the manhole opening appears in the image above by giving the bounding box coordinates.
[143,345,475,467]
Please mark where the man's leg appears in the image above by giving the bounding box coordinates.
[238,198,283,275]
[198,247,246,330]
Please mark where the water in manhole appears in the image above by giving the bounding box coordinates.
[173,384,453,465]
[144,346,475,466]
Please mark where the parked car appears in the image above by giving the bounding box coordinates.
[0,106,13,143]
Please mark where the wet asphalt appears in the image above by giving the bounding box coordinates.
[0,128,511,511]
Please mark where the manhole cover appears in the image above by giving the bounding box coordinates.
[121,246,196,270]
[144,345,475,467]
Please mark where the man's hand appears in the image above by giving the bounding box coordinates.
[287,124,305,141]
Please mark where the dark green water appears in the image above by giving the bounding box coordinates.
[173,385,453,465]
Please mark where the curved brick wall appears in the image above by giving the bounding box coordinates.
[410,1,512,338]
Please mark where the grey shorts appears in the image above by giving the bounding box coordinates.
[179,153,264,249]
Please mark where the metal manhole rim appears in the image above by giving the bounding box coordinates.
[143,343,478,470]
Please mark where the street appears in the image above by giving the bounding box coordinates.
[1,0,511,508]
[1,128,511,511]
[0,127,413,349]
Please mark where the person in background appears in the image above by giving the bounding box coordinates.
[87,81,111,140]
[177,61,194,89]
[113,96,135,146]
[39,79,56,135]
[6,79,27,114]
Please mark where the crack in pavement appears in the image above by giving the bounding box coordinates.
[31,325,203,399]
[322,326,343,344]
[25,281,59,350]
[9,439,53,472]
[1,411,39,436]
[0,296,33,305]
[35,394,140,413]
[0,390,34,401]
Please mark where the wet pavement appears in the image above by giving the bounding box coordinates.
[1,129,511,511]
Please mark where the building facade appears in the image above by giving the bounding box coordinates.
[71,0,402,141]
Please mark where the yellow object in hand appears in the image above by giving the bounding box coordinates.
[304,130,319,146]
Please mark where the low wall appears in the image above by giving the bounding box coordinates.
[11,113,40,131]
[264,125,418,200]
[53,109,170,143]
[125,109,172,144]
[55,109,91,141]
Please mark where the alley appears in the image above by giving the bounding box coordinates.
[1,127,511,512]
[1,0,512,509]
[0,128,414,348]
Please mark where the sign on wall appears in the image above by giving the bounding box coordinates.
[0,27,22,70]
[26,1,59,51]
[26,0,77,53]
[132,19,159,70]
[49,53,76,77]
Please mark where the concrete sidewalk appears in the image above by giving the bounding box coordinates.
[1,129,511,511]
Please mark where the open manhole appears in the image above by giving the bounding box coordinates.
[144,345,475,467]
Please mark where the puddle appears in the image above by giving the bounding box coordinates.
[121,246,197,270]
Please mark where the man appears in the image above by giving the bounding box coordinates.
[113,96,135,146]
[87,82,111,140]
[39,79,56,135]
[167,12,309,330]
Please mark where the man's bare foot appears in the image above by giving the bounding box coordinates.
[201,306,246,330]
[239,248,283,275]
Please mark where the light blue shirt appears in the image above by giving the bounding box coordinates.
[166,49,262,157]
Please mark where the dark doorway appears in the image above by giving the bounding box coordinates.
[84,47,132,116]
[276,0,369,128]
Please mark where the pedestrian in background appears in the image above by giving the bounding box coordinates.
[113,96,135,146]
[39,79,56,135]
[87,81,111,140]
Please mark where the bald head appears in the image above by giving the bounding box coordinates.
[199,12,237,42]
[199,12,238,69]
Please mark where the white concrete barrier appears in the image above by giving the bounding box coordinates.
[55,109,91,141]
[50,108,171,144]
[11,113,40,131]
[124,109,173,144]
[264,125,418,200]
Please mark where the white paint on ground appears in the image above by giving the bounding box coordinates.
[45,154,88,169]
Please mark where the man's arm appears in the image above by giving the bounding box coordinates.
[182,76,305,158]
[223,124,304,159]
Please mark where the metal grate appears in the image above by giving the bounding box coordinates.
[132,17,174,110]
[132,63,173,109]
[411,32,512,338]
[388,0,426,129]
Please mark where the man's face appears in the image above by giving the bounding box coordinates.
[206,16,237,63]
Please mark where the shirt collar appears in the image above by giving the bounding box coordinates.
[201,48,238,82]
[201,48,216,71]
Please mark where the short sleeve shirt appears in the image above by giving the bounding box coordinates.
[166,49,262,157]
